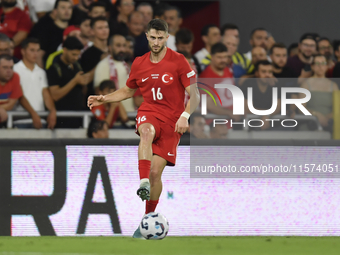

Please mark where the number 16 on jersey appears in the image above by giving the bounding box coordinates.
[151,87,163,101]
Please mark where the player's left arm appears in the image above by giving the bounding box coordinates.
[175,84,200,134]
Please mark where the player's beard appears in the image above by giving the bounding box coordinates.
[149,44,165,55]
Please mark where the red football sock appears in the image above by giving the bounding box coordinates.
[146,200,159,214]
[139,160,151,180]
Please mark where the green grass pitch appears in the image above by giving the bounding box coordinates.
[0,236,340,255]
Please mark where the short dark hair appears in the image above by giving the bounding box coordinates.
[175,28,194,44]
[89,1,106,12]
[164,5,182,18]
[221,23,239,36]
[54,0,71,9]
[87,119,108,138]
[99,80,116,91]
[269,43,286,55]
[333,40,340,52]
[317,37,332,52]
[137,2,153,11]
[0,54,13,62]
[312,54,327,65]
[250,28,267,38]
[0,33,10,42]
[211,42,227,55]
[201,24,219,36]
[109,34,125,46]
[21,38,40,49]
[288,43,298,55]
[90,16,108,28]
[125,35,135,46]
[154,2,171,18]
[147,19,168,33]
[299,33,317,43]
[254,60,272,73]
[63,36,83,50]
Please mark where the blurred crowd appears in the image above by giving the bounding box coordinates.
[0,0,338,138]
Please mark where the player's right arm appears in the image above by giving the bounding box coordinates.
[88,86,137,110]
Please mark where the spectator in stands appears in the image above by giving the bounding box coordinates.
[288,43,299,57]
[163,5,182,51]
[137,2,153,30]
[199,43,235,120]
[175,28,201,75]
[300,54,338,132]
[242,60,280,130]
[109,0,135,36]
[0,54,42,128]
[8,38,19,63]
[0,55,22,111]
[91,80,129,128]
[286,33,316,78]
[317,37,335,77]
[46,18,93,70]
[222,35,247,78]
[333,40,340,63]
[29,0,56,20]
[80,16,109,98]
[244,28,268,61]
[0,34,11,55]
[94,34,140,111]
[69,0,93,25]
[221,24,252,76]
[30,0,73,68]
[153,2,170,20]
[0,107,7,127]
[87,118,109,138]
[210,121,228,139]
[266,32,276,52]
[189,113,209,139]
[127,11,149,57]
[251,46,268,66]
[0,0,32,59]
[194,24,221,71]
[88,2,106,18]
[47,37,91,128]
[13,38,57,129]
[269,43,293,78]
[124,35,135,66]
[221,23,239,42]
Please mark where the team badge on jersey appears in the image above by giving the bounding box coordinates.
[161,72,174,85]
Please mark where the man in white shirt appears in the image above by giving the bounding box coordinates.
[163,5,182,51]
[94,34,142,112]
[194,24,221,71]
[13,38,57,128]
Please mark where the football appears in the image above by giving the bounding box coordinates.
[139,212,169,240]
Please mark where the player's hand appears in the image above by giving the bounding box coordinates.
[175,116,189,134]
[47,110,57,129]
[32,112,42,129]
[74,71,91,86]
[88,95,105,110]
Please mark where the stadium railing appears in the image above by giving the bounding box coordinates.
[6,111,138,129]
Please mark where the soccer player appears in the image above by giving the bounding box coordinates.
[87,19,200,238]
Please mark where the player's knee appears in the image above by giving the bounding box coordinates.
[149,168,161,183]
[140,125,155,142]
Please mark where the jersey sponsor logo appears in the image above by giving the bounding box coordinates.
[161,72,174,85]
[142,77,149,82]
[187,70,195,78]
[151,74,159,79]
